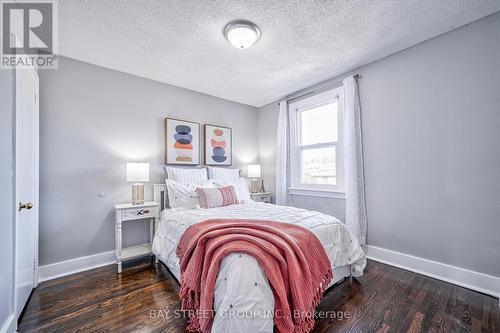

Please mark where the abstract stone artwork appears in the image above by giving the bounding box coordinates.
[204,124,232,166]
[165,118,200,165]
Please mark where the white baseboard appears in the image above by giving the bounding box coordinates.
[0,314,15,333]
[37,245,500,303]
[38,250,116,282]
[364,245,500,299]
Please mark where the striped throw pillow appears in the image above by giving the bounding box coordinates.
[197,186,239,209]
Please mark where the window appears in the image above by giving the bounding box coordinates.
[289,87,344,194]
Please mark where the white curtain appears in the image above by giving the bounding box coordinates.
[342,76,368,245]
[275,100,289,205]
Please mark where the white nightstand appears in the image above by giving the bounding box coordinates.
[250,192,271,203]
[114,201,160,273]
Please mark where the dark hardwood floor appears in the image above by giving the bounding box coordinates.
[19,258,499,333]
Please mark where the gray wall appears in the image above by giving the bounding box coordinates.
[39,57,259,266]
[0,70,15,331]
[259,13,500,277]
[257,102,278,200]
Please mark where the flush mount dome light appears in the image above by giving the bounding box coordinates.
[224,20,261,49]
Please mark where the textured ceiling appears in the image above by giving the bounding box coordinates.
[58,1,500,107]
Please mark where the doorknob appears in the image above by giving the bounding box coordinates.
[19,202,33,211]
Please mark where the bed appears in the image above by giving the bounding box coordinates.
[152,183,366,332]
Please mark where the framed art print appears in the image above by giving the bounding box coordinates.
[164,118,200,165]
[204,124,232,166]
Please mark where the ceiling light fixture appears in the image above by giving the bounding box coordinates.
[224,20,261,49]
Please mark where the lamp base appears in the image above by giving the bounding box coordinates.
[132,183,144,205]
[250,179,260,193]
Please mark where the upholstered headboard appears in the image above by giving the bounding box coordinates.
[153,183,168,211]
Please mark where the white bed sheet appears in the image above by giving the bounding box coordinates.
[152,202,366,333]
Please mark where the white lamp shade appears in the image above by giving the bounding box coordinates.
[126,163,149,182]
[247,164,261,178]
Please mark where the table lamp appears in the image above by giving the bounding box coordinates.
[126,162,149,205]
[247,164,261,193]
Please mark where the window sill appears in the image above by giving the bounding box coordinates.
[288,188,346,199]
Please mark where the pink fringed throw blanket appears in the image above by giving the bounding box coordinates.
[176,219,333,333]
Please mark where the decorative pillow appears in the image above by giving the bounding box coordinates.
[207,166,240,181]
[213,177,252,203]
[197,186,239,209]
[164,166,208,184]
[165,179,215,210]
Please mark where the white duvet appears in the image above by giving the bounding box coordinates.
[152,202,366,333]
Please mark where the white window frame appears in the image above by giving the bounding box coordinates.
[289,86,344,195]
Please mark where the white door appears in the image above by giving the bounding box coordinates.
[15,65,39,320]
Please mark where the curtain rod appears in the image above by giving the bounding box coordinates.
[278,74,360,105]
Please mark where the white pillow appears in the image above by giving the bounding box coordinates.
[208,167,240,181]
[213,177,252,203]
[166,179,215,210]
[164,166,208,184]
